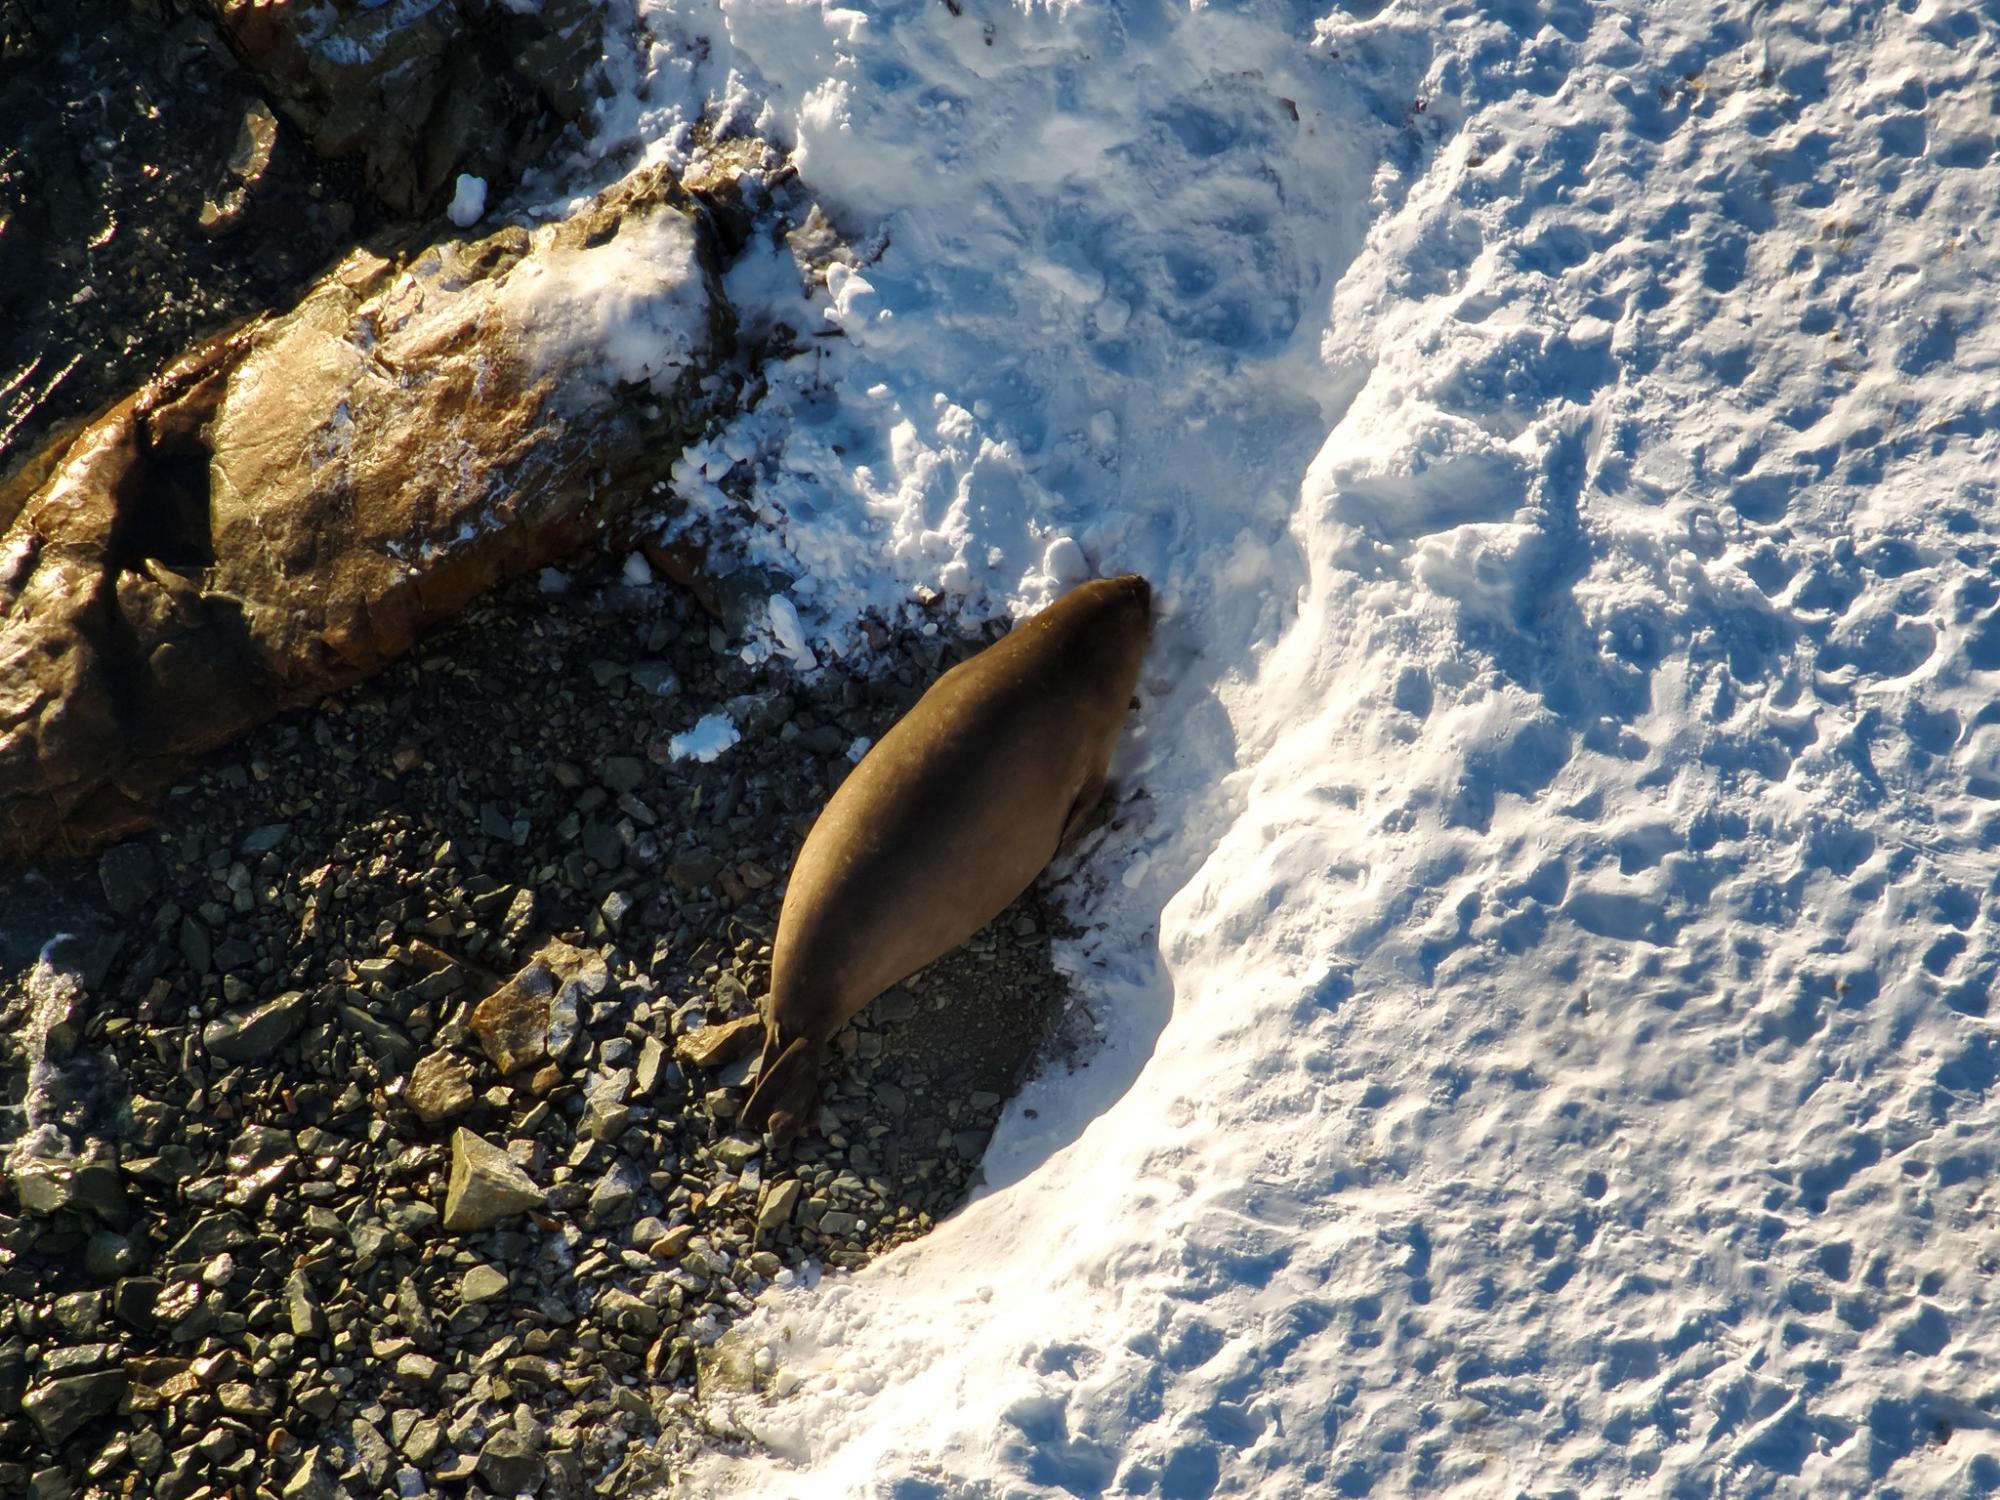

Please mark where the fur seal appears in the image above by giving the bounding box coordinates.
[740,573,1153,1143]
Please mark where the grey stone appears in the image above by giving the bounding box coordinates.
[239,822,291,854]
[285,1271,326,1340]
[395,1352,442,1390]
[581,1067,633,1141]
[342,1004,417,1068]
[98,842,161,915]
[384,1199,440,1236]
[400,1417,445,1465]
[757,1179,802,1235]
[23,1368,128,1445]
[460,1264,509,1303]
[585,1160,642,1228]
[713,1136,761,1171]
[203,990,307,1062]
[442,1129,543,1231]
[112,1276,162,1329]
[635,1035,668,1095]
[178,917,211,974]
[477,1427,545,1495]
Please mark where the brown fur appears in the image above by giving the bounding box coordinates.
[740,574,1153,1142]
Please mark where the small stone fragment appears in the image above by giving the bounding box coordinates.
[395,1352,442,1390]
[713,1135,761,1171]
[635,1035,668,1094]
[585,1160,642,1227]
[442,1130,544,1231]
[281,1447,335,1500]
[757,1179,802,1235]
[677,1013,763,1070]
[407,1052,476,1123]
[652,1224,696,1259]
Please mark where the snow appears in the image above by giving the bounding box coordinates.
[564,0,2000,1493]
[447,172,488,228]
[668,712,743,763]
[491,199,711,397]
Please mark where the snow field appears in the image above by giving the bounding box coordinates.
[560,0,2000,1493]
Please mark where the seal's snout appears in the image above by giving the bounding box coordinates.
[1101,572,1152,615]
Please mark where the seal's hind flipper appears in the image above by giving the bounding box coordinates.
[1058,771,1108,849]
[739,1035,821,1147]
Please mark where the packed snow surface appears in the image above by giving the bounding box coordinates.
[590,0,2000,1493]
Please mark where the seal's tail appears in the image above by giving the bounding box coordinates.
[740,1032,821,1146]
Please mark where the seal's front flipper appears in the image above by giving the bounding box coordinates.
[1058,771,1108,849]
[739,1035,821,1147]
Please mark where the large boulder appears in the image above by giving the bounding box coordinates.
[0,164,732,858]
[196,0,608,217]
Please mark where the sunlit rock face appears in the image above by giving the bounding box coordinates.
[0,164,733,857]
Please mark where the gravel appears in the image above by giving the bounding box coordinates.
[0,551,1078,1496]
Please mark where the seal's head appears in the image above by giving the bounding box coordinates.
[1040,573,1152,693]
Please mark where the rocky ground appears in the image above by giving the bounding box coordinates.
[0,0,370,468]
[0,551,1083,1499]
[1,6,1097,1494]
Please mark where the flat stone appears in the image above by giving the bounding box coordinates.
[285,1271,325,1339]
[713,1135,761,1171]
[179,918,212,974]
[280,1447,335,1500]
[113,1277,163,1330]
[757,1179,802,1235]
[477,1428,544,1495]
[342,1004,416,1068]
[239,822,291,854]
[442,1129,543,1231]
[400,1417,445,1465]
[23,1368,128,1446]
[97,842,161,915]
[459,1264,509,1303]
[203,990,307,1062]
[676,1013,763,1070]
[407,1052,476,1123]
[635,1035,668,1095]
[394,1353,442,1390]
[651,1224,696,1259]
[585,1161,642,1228]
[467,942,591,1074]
